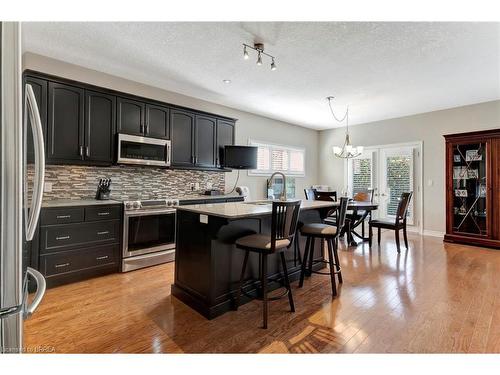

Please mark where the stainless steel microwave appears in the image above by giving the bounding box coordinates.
[117,133,171,167]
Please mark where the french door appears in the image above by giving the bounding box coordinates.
[348,143,421,229]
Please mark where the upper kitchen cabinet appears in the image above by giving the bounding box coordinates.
[194,115,217,168]
[216,119,235,168]
[47,82,85,163]
[171,109,195,167]
[24,76,47,163]
[145,104,170,139]
[84,90,116,165]
[116,97,145,136]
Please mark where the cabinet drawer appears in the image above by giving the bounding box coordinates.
[40,207,84,225]
[42,245,117,276]
[85,205,121,221]
[40,220,120,254]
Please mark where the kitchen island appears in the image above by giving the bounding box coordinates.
[172,199,338,319]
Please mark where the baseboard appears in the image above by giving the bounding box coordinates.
[422,230,445,238]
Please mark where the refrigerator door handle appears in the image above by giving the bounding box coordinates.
[23,267,46,319]
[25,83,45,241]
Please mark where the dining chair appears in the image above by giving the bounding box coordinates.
[369,192,413,252]
[347,188,375,238]
[304,188,317,200]
[234,200,301,329]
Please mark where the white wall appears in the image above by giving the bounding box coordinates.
[319,100,500,233]
[23,53,319,200]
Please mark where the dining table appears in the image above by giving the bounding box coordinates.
[322,199,379,247]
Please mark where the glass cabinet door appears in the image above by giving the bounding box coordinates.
[451,141,488,236]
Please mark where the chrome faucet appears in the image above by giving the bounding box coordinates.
[267,172,287,201]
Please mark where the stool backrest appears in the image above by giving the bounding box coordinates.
[271,200,301,251]
[304,188,317,201]
[336,197,349,232]
[396,192,413,224]
[315,191,337,202]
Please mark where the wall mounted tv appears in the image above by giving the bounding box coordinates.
[223,146,258,170]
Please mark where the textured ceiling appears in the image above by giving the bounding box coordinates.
[22,22,500,129]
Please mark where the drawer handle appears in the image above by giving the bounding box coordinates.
[56,235,70,241]
[56,215,71,219]
[96,256,109,260]
[97,231,109,235]
[55,262,70,268]
[97,212,110,216]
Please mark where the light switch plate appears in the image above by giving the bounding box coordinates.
[200,214,208,224]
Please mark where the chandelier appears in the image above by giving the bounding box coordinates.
[328,96,363,158]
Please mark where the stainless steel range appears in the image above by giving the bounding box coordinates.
[122,198,179,272]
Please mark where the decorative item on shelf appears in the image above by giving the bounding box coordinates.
[478,183,487,198]
[453,154,461,163]
[467,169,479,179]
[453,166,467,180]
[95,178,111,200]
[465,149,482,162]
[242,43,277,71]
[455,189,468,198]
[458,204,467,215]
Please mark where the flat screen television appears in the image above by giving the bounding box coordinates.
[223,146,258,170]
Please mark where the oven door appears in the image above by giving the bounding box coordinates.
[117,133,171,167]
[123,209,176,258]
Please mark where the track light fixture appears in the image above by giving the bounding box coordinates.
[242,43,277,71]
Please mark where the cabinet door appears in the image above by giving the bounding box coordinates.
[116,97,145,135]
[25,76,47,163]
[47,82,84,162]
[85,90,116,165]
[216,119,235,168]
[171,109,195,167]
[145,104,169,139]
[195,115,217,168]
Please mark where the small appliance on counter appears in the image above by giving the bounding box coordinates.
[95,178,111,200]
[203,189,223,196]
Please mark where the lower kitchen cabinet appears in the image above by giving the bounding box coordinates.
[38,204,122,288]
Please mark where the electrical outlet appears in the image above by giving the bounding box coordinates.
[44,182,53,192]
[190,183,195,191]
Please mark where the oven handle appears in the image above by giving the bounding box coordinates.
[124,208,177,217]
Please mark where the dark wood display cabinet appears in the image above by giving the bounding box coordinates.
[444,129,500,249]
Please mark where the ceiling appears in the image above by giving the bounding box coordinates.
[22,22,500,130]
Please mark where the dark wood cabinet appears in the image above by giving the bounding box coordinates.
[145,104,169,138]
[117,97,145,136]
[444,129,500,249]
[216,119,235,168]
[47,82,85,163]
[25,70,236,171]
[171,109,195,167]
[85,90,116,165]
[25,76,47,162]
[195,115,217,168]
[39,204,122,288]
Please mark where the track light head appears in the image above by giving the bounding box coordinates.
[256,52,263,66]
[271,59,277,71]
[243,46,249,60]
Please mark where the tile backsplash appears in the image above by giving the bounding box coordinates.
[33,165,225,201]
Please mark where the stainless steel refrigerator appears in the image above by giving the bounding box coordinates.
[1,22,46,353]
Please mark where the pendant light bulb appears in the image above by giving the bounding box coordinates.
[256,52,263,66]
[243,46,249,60]
[271,59,277,71]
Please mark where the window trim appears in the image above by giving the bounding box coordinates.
[247,139,306,177]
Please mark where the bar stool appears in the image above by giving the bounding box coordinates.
[298,197,349,296]
[234,200,301,329]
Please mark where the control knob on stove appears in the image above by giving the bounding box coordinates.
[133,201,141,209]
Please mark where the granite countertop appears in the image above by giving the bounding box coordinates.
[42,199,122,208]
[176,200,338,219]
[41,194,242,208]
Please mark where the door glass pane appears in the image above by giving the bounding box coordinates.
[385,150,413,220]
[452,143,487,235]
[351,157,372,193]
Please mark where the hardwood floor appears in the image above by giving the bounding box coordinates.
[24,231,500,353]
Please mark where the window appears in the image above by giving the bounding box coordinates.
[248,140,305,176]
